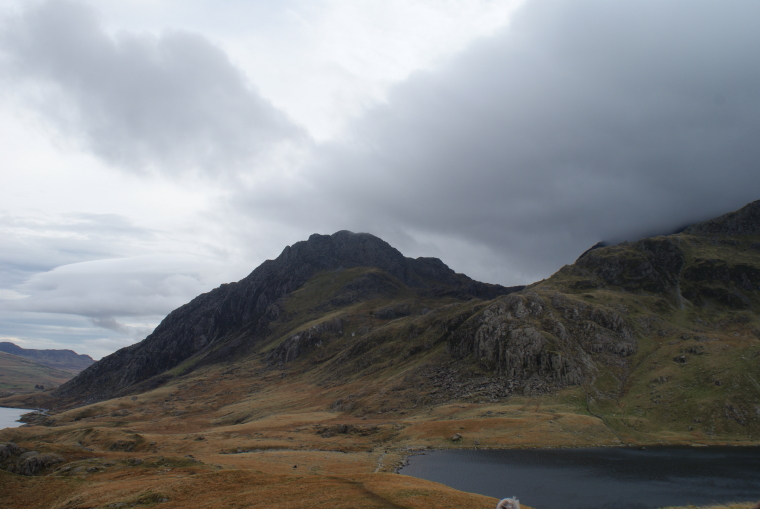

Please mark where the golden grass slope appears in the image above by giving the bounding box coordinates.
[0,352,755,509]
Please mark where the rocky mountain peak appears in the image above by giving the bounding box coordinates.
[271,231,409,283]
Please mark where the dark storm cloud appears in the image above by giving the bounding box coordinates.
[0,0,303,174]
[255,0,760,284]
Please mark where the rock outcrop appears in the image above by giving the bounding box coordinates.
[446,292,634,391]
[1,444,63,476]
[267,318,344,364]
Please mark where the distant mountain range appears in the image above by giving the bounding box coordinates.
[0,342,94,373]
[51,200,760,437]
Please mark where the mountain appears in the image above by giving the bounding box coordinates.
[2,202,759,509]
[0,342,94,373]
[55,231,522,405]
[0,351,79,393]
[51,202,760,437]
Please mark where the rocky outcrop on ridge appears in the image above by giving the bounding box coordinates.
[55,231,522,406]
[572,237,686,293]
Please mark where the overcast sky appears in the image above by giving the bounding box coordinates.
[1,0,758,359]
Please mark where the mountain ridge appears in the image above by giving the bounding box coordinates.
[0,341,94,373]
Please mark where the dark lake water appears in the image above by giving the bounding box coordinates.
[0,407,28,429]
[400,447,760,509]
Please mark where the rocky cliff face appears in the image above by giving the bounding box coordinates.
[307,288,637,398]
[447,292,634,389]
[55,231,522,405]
[401,200,760,398]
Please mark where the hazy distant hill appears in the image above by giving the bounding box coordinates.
[0,351,78,393]
[0,342,94,373]
[52,201,760,438]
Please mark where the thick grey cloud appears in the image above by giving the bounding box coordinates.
[0,0,303,174]
[244,0,760,284]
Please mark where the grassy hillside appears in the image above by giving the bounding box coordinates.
[0,351,78,394]
[528,232,760,441]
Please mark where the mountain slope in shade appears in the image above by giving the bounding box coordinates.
[0,351,78,393]
[0,342,94,373]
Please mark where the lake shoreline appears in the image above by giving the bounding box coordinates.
[0,407,35,430]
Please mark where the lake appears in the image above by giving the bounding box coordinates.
[399,447,760,509]
[0,407,29,429]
